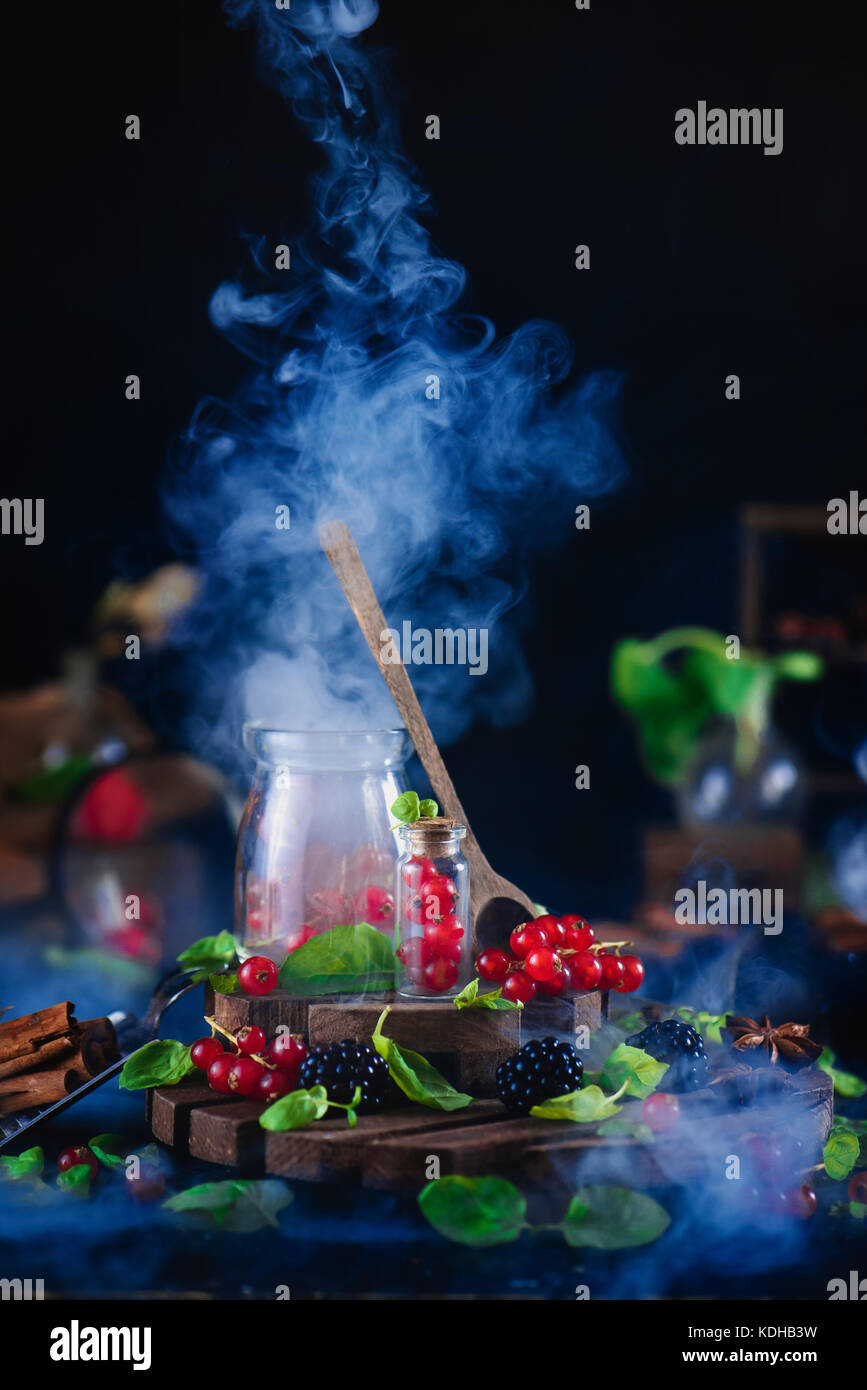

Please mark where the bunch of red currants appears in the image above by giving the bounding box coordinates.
[191,1026,307,1103]
[475,913,645,1003]
[396,854,465,993]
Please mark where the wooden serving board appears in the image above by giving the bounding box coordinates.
[148,1065,832,1192]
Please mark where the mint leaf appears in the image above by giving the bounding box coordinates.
[817,1048,867,1099]
[177,930,238,983]
[453,980,522,1011]
[163,1179,291,1232]
[562,1185,670,1249]
[823,1125,861,1180]
[0,1146,44,1181]
[57,1163,92,1195]
[88,1134,129,1169]
[119,1039,195,1090]
[418,798,439,818]
[390,791,421,824]
[258,1086,329,1132]
[530,1081,627,1123]
[210,971,239,995]
[598,1044,668,1099]
[675,1007,726,1045]
[373,1008,473,1111]
[418,1175,526,1246]
[598,1117,655,1142]
[278,922,395,995]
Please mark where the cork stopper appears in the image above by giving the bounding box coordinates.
[401,815,463,848]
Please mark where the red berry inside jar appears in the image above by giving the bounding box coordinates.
[420,874,457,921]
[354,884,395,925]
[423,956,459,993]
[401,855,436,893]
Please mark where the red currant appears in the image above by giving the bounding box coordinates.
[423,956,459,992]
[423,920,463,960]
[207,1052,235,1093]
[597,953,625,989]
[562,915,594,951]
[57,1146,98,1179]
[397,935,433,972]
[285,923,315,952]
[238,955,279,996]
[501,970,537,1003]
[537,971,569,996]
[420,875,457,920]
[228,1057,267,1096]
[532,914,567,948]
[566,950,602,991]
[267,1033,307,1072]
[784,1183,818,1218]
[402,855,436,892]
[642,1092,680,1133]
[259,1068,295,1104]
[525,946,564,982]
[615,955,645,993]
[236,1025,267,1056]
[125,1163,166,1203]
[404,896,426,925]
[847,1171,867,1204]
[509,922,550,957]
[475,948,511,982]
[191,1036,225,1071]
[354,884,394,924]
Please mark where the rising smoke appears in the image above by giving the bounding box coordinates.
[162,0,625,768]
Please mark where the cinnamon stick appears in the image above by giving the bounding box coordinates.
[0,1001,76,1065]
[0,1013,119,1118]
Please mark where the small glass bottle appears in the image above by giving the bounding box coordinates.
[395,818,471,1000]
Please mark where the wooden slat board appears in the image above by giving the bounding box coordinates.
[149,1065,833,1190]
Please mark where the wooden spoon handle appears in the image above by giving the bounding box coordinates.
[318,521,484,860]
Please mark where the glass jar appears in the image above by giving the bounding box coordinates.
[235,727,410,964]
[396,819,471,999]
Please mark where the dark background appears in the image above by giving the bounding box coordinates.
[5,0,865,916]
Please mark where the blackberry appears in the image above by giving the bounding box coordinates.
[298,1039,391,1112]
[496,1036,584,1114]
[625,1018,710,1093]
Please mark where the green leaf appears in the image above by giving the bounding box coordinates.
[373,1008,473,1111]
[612,1010,646,1033]
[675,1008,726,1045]
[852,1201,867,1220]
[418,1175,526,1247]
[278,922,395,995]
[598,1043,669,1099]
[817,1048,867,1099]
[209,971,239,995]
[258,1086,329,1132]
[453,979,522,1011]
[562,1185,670,1249]
[823,1125,861,1181]
[118,1039,195,1090]
[390,791,421,824]
[88,1134,129,1169]
[834,1116,867,1139]
[163,1179,292,1232]
[418,798,439,818]
[177,929,237,971]
[57,1163,92,1195]
[0,1146,44,1180]
[530,1082,628,1123]
[598,1117,655,1142]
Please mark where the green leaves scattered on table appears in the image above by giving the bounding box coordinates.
[163,1179,292,1232]
[823,1125,861,1181]
[209,971,239,995]
[278,922,395,995]
[597,1117,655,1142]
[119,1039,195,1090]
[390,791,438,826]
[176,930,239,982]
[595,1043,668,1099]
[0,1146,44,1181]
[57,1163,92,1196]
[453,979,522,1011]
[373,1008,473,1111]
[817,1048,867,1099]
[530,1080,629,1123]
[88,1133,130,1170]
[562,1186,671,1249]
[259,1084,362,1132]
[418,1176,669,1250]
[418,1176,527,1246]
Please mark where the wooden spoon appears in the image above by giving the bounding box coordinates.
[319,520,536,951]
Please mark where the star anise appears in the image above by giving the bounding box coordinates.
[721,1015,823,1067]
